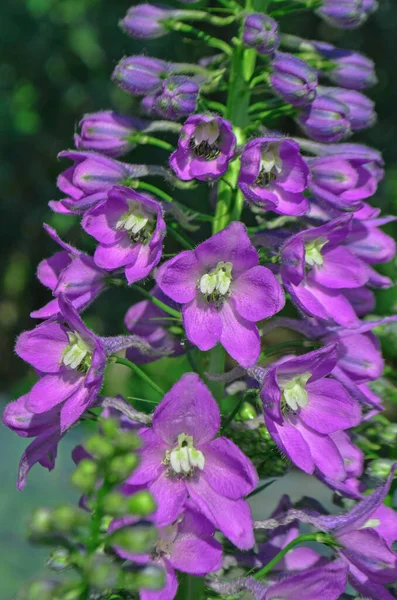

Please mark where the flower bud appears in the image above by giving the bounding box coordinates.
[153,76,199,120]
[110,523,158,553]
[239,402,257,421]
[297,95,351,143]
[46,549,71,573]
[380,423,397,445]
[107,453,139,484]
[120,4,170,39]
[316,0,377,29]
[368,458,394,479]
[28,508,53,535]
[75,111,146,158]
[51,505,88,533]
[320,87,376,131]
[114,430,142,452]
[313,43,377,89]
[85,434,115,459]
[102,491,130,517]
[112,56,170,96]
[243,13,279,55]
[127,490,157,516]
[87,556,119,589]
[270,52,318,107]
[70,459,98,494]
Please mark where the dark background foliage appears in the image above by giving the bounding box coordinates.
[1,0,397,596]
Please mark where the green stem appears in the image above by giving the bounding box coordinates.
[128,133,174,152]
[175,573,205,600]
[130,284,182,320]
[172,22,232,56]
[253,534,322,579]
[112,356,165,397]
[171,10,236,26]
[167,225,194,250]
[135,181,173,203]
[207,344,226,402]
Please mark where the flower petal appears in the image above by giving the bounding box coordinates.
[16,323,69,373]
[156,250,201,303]
[183,296,222,351]
[230,266,285,322]
[26,371,84,414]
[219,300,260,368]
[149,471,187,526]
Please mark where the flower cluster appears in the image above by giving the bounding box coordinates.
[5,0,397,599]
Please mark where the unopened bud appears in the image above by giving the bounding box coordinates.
[46,548,71,573]
[102,492,129,517]
[127,490,157,517]
[71,459,98,494]
[29,508,53,535]
[239,402,257,421]
[85,435,115,459]
[154,76,199,121]
[107,453,139,484]
[368,458,394,479]
[51,505,88,533]
[110,524,158,554]
[114,431,141,452]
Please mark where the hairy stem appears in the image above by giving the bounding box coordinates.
[112,356,165,397]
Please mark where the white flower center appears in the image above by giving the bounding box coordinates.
[62,331,92,371]
[199,261,233,299]
[168,433,205,476]
[361,518,381,529]
[280,372,312,412]
[305,237,327,267]
[261,143,282,174]
[116,200,150,238]
[193,120,220,145]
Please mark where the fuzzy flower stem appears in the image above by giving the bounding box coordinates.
[171,22,233,56]
[142,120,182,134]
[134,180,173,203]
[127,133,174,152]
[167,225,194,250]
[171,10,236,26]
[253,533,327,579]
[130,284,182,319]
[111,356,165,397]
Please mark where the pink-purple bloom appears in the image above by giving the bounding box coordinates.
[169,115,236,181]
[156,222,285,367]
[75,111,146,158]
[297,95,352,143]
[316,0,377,29]
[82,186,165,285]
[238,136,310,216]
[125,373,258,549]
[243,14,279,55]
[312,41,377,89]
[319,86,376,131]
[31,224,107,319]
[120,4,170,39]
[152,76,199,120]
[261,344,361,481]
[112,504,222,600]
[15,296,106,432]
[112,56,170,96]
[281,215,369,327]
[270,52,318,107]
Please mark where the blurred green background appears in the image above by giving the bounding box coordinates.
[1,0,397,597]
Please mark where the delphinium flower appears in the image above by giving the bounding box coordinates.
[111,503,223,600]
[238,136,310,215]
[151,76,199,120]
[243,14,280,55]
[15,295,107,431]
[82,186,166,284]
[156,222,284,367]
[124,285,184,365]
[169,114,236,181]
[297,95,352,143]
[316,0,377,29]
[260,344,361,480]
[270,52,318,107]
[75,111,147,157]
[112,56,171,97]
[120,4,172,40]
[31,224,107,319]
[319,86,377,131]
[124,372,258,549]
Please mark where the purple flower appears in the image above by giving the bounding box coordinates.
[345,216,396,264]
[156,222,285,367]
[3,395,63,490]
[261,344,361,481]
[281,215,369,327]
[316,0,376,29]
[169,115,236,181]
[312,42,377,89]
[112,504,223,600]
[152,76,199,120]
[261,561,348,600]
[120,4,170,39]
[270,53,318,107]
[52,150,136,213]
[82,186,165,285]
[74,111,147,158]
[112,56,170,96]
[297,95,352,143]
[15,296,106,432]
[318,431,364,499]
[124,285,184,364]
[31,224,107,319]
[319,86,376,131]
[126,372,258,549]
[307,155,378,212]
[243,14,280,55]
[238,136,310,216]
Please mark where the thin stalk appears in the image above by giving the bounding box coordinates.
[128,133,174,152]
[172,22,232,56]
[247,480,276,499]
[112,356,165,397]
[135,181,173,203]
[167,225,194,250]
[207,344,226,402]
[253,534,322,579]
[130,284,182,320]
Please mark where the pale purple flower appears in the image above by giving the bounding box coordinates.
[124,285,184,364]
[261,344,361,481]
[307,155,379,212]
[31,224,107,319]
[15,296,106,432]
[125,372,258,549]
[270,53,318,107]
[238,136,310,216]
[281,215,370,327]
[156,222,285,367]
[152,76,199,120]
[318,431,364,499]
[82,186,165,285]
[75,111,147,157]
[111,504,223,600]
[243,14,279,55]
[319,86,376,131]
[345,216,397,264]
[169,115,236,181]
[316,0,376,29]
[312,42,377,89]
[112,56,170,96]
[120,4,170,39]
[3,395,63,490]
[297,95,352,143]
